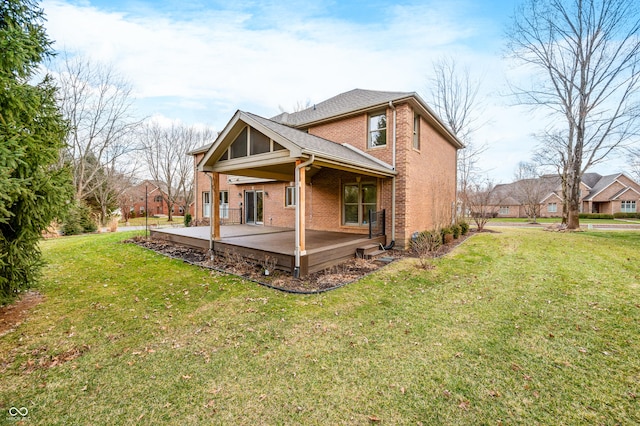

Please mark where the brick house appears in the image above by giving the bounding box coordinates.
[490,172,640,218]
[191,89,462,270]
[124,180,193,218]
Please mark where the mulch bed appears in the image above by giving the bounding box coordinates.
[126,231,476,293]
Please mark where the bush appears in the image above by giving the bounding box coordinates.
[184,213,192,227]
[440,227,453,244]
[451,224,461,239]
[613,212,640,219]
[459,221,470,235]
[578,213,614,219]
[411,230,442,255]
[62,201,97,235]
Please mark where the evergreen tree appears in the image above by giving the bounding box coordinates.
[0,0,72,301]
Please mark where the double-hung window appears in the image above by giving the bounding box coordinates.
[413,114,420,150]
[548,203,557,213]
[285,186,296,207]
[368,113,387,148]
[202,192,211,218]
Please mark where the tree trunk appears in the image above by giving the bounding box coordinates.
[566,164,581,230]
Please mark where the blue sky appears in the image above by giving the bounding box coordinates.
[40,0,628,181]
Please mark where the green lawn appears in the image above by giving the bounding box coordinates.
[488,217,640,224]
[119,216,184,227]
[1,229,638,425]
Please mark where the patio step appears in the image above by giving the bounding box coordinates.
[356,243,383,259]
[363,249,387,259]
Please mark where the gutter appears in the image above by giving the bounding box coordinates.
[294,154,315,278]
[385,100,396,250]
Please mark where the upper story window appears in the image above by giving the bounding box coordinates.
[368,112,387,148]
[413,114,420,150]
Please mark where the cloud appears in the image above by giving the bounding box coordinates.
[42,0,630,180]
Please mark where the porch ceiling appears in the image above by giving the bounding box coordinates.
[198,110,396,181]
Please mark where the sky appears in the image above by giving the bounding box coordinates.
[39,0,630,182]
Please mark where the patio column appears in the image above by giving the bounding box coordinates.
[298,161,306,253]
[212,172,221,241]
[294,155,313,277]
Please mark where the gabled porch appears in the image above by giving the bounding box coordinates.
[196,110,396,277]
[150,225,386,276]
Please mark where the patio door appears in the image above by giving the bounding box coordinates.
[245,191,264,224]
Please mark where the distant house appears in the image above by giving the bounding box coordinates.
[123,180,193,218]
[488,173,640,218]
[180,89,462,275]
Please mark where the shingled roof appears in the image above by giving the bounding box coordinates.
[244,112,395,174]
[270,89,415,127]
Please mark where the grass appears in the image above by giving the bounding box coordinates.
[489,217,640,224]
[119,216,184,227]
[1,229,639,425]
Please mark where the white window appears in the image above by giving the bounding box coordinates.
[202,192,211,218]
[368,113,387,148]
[621,200,636,213]
[499,206,510,215]
[413,114,420,150]
[548,203,557,213]
[285,186,296,207]
[219,190,229,219]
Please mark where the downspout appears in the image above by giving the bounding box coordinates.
[206,172,214,259]
[294,154,315,278]
[384,100,396,250]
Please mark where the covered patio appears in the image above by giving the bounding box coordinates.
[195,110,396,277]
[150,225,386,275]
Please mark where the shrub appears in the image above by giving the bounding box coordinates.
[184,213,192,227]
[451,224,461,239]
[411,230,442,255]
[62,201,97,235]
[613,212,640,219]
[441,227,453,244]
[579,213,614,219]
[459,221,470,235]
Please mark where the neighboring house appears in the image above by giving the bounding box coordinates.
[123,180,193,218]
[192,89,463,251]
[488,173,640,218]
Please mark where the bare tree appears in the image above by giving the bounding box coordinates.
[142,123,214,221]
[512,162,556,223]
[88,157,140,225]
[56,55,142,202]
[278,99,312,113]
[629,148,640,182]
[507,0,640,229]
[428,56,487,218]
[462,177,503,231]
